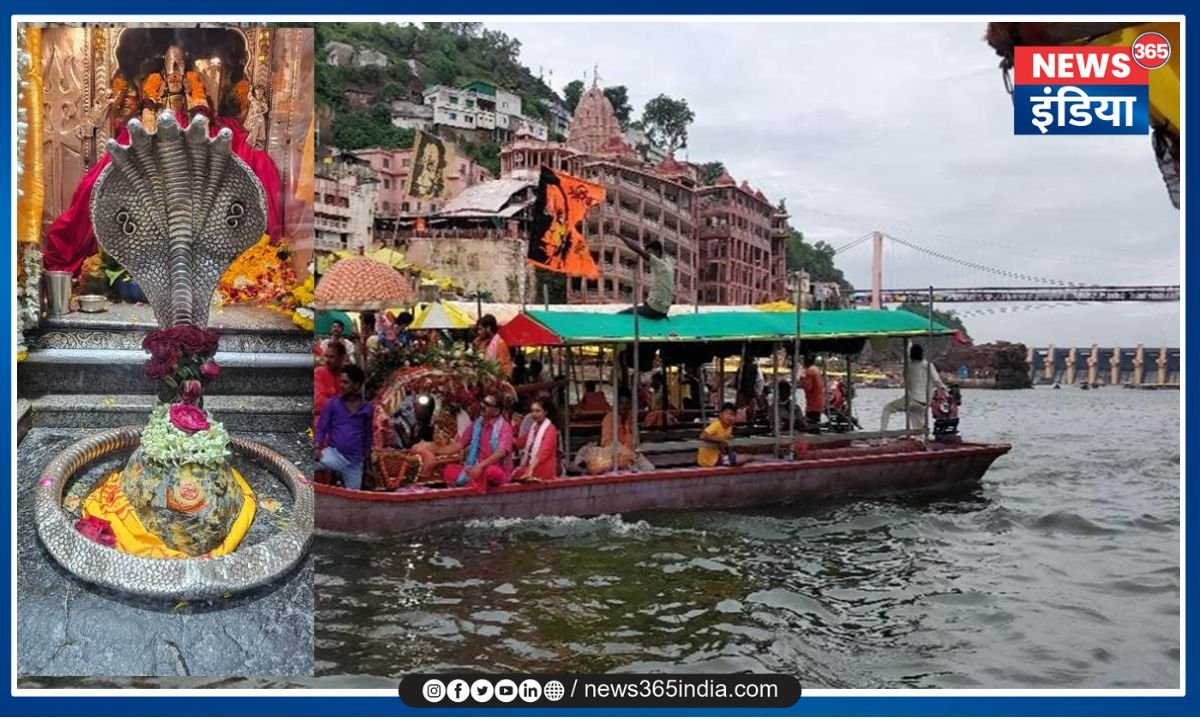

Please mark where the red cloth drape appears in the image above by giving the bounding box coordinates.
[43,111,283,274]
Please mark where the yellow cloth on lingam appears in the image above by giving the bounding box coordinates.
[82,469,257,559]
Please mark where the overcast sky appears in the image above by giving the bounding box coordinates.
[491,20,1181,347]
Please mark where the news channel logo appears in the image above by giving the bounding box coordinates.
[420,677,566,705]
[1011,32,1169,136]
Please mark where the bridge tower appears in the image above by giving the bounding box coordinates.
[1134,344,1146,386]
[1110,347,1122,386]
[870,230,883,310]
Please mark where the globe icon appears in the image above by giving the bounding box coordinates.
[544,680,565,701]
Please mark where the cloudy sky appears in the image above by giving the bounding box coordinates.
[491,20,1181,347]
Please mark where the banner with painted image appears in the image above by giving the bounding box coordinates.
[407,130,449,199]
[527,166,605,279]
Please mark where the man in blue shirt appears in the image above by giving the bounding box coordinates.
[315,364,375,490]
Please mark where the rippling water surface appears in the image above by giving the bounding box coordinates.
[314,388,1180,688]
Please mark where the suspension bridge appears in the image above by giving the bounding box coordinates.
[831,231,1180,308]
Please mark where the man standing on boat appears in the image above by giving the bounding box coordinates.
[880,344,947,432]
[801,354,826,431]
[617,236,674,319]
[314,341,347,428]
[476,314,514,378]
[315,364,374,491]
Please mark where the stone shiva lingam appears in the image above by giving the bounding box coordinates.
[33,111,312,598]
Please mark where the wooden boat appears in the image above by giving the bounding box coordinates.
[315,308,1011,535]
[315,440,1010,535]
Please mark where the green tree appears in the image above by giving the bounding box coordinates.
[563,79,585,112]
[603,85,633,128]
[697,161,726,185]
[786,230,853,292]
[898,301,969,336]
[642,94,695,154]
[333,106,415,150]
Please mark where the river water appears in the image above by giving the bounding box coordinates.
[314,387,1181,689]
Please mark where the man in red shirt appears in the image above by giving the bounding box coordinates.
[314,341,347,427]
[800,354,825,431]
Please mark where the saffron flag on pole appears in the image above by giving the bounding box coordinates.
[527,166,605,279]
[407,130,449,200]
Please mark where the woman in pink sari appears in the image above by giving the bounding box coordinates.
[513,398,559,482]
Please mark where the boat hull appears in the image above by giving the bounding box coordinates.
[314,442,1011,536]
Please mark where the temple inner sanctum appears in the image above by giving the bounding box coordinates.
[15,24,317,678]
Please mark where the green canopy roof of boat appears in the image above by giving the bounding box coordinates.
[500,308,951,346]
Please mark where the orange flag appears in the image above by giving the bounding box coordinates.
[527,167,605,279]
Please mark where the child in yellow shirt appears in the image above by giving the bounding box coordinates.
[698,403,738,468]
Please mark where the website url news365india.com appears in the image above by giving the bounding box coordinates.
[398,674,801,708]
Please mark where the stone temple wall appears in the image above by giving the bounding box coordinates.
[400,236,533,303]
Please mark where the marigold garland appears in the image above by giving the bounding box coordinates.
[233,78,250,118]
[142,73,164,102]
[185,70,207,108]
[111,75,128,102]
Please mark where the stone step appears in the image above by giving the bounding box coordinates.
[28,394,313,433]
[27,304,311,356]
[18,348,314,396]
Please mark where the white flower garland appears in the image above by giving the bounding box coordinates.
[140,404,232,469]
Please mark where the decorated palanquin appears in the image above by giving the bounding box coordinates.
[367,358,515,491]
[35,26,313,282]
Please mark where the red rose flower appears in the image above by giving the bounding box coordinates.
[75,515,117,548]
[200,360,221,380]
[169,403,211,433]
[144,350,179,380]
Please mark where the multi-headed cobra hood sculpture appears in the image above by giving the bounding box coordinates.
[90,111,267,328]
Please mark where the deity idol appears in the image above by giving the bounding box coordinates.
[43,37,282,275]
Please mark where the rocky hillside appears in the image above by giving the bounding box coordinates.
[315,22,560,167]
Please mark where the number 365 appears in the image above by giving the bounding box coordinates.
[1134,43,1170,60]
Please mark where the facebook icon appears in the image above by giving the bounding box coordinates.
[447,678,470,703]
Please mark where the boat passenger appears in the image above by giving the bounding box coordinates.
[616,237,674,320]
[313,341,347,426]
[314,319,356,367]
[315,364,374,491]
[880,344,948,431]
[574,394,654,474]
[513,398,560,482]
[736,358,763,423]
[475,314,513,378]
[442,394,514,492]
[698,403,739,468]
[801,354,825,430]
[576,382,611,414]
[409,405,462,480]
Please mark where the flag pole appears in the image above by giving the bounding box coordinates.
[926,285,934,446]
[632,270,641,451]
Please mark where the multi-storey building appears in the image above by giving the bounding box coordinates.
[500,81,787,306]
[422,82,549,141]
[314,155,379,253]
[696,174,781,306]
[353,146,493,220]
